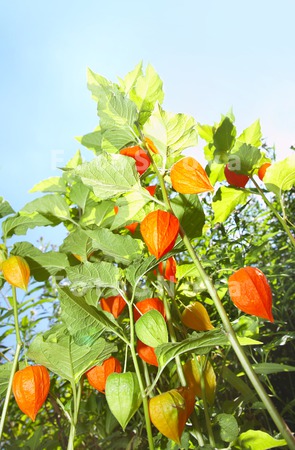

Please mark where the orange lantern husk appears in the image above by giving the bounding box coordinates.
[140,210,179,259]
[170,157,214,194]
[228,266,274,322]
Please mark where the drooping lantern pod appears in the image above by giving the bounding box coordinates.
[258,162,271,181]
[181,301,214,331]
[13,365,50,421]
[133,297,166,322]
[136,340,158,366]
[140,210,179,259]
[100,295,127,318]
[170,157,214,194]
[228,266,274,322]
[2,255,30,291]
[119,146,150,175]
[157,256,177,283]
[86,356,122,393]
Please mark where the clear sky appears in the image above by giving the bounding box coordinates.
[1,0,294,245]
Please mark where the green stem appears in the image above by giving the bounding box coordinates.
[0,287,23,441]
[190,411,205,447]
[196,356,215,447]
[0,343,21,440]
[128,303,155,450]
[67,380,82,450]
[162,297,186,387]
[251,177,295,248]
[180,227,295,449]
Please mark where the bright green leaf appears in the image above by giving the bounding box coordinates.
[264,155,295,196]
[130,63,164,125]
[118,61,143,94]
[237,119,262,147]
[29,177,67,193]
[234,429,286,449]
[212,187,250,223]
[143,103,197,158]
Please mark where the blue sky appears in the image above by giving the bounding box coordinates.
[1,0,294,246]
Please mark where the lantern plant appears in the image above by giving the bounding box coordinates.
[0,63,294,450]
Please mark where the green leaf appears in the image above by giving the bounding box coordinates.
[98,91,137,136]
[101,127,137,153]
[58,287,125,343]
[68,181,90,210]
[234,430,286,449]
[64,149,83,169]
[60,229,95,262]
[229,143,262,175]
[155,329,229,368]
[119,61,143,94]
[264,155,295,196]
[237,119,262,147]
[125,256,157,287]
[206,161,226,184]
[143,103,197,158]
[213,117,236,159]
[0,362,13,397]
[0,197,15,219]
[237,337,263,346]
[215,413,239,443]
[74,153,140,199]
[80,198,115,228]
[176,263,201,281]
[212,187,250,223]
[252,363,295,375]
[105,372,142,430]
[197,123,214,143]
[87,68,117,102]
[86,228,143,265]
[135,310,168,347]
[29,177,67,193]
[111,188,155,230]
[76,129,102,154]
[27,324,115,383]
[222,366,257,403]
[171,194,205,239]
[130,64,164,125]
[2,212,60,238]
[21,194,71,221]
[11,242,68,281]
[65,261,121,292]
